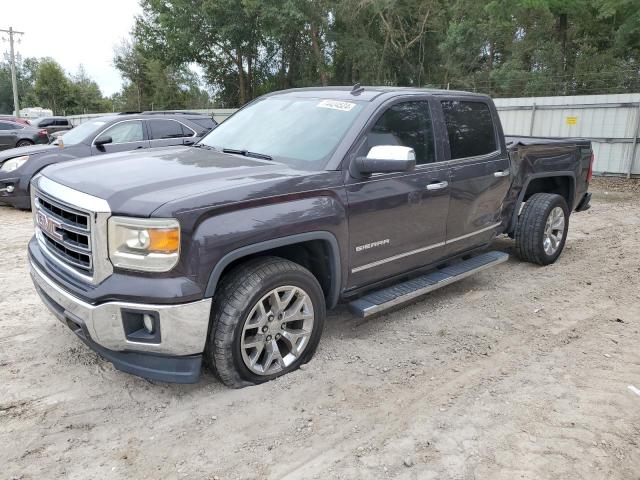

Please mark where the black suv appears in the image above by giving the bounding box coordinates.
[0,112,217,209]
[31,116,73,135]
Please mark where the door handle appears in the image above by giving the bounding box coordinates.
[494,169,510,177]
[135,146,145,149]
[426,181,449,191]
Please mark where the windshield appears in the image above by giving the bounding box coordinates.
[55,120,107,146]
[199,97,365,170]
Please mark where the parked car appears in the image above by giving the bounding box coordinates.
[0,112,217,209]
[0,120,49,151]
[0,115,31,126]
[27,86,592,386]
[30,116,73,135]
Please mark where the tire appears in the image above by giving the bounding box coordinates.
[515,193,570,265]
[16,140,33,148]
[205,256,326,388]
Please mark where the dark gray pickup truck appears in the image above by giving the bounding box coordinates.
[27,86,593,387]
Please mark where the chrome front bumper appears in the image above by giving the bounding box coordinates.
[30,260,212,356]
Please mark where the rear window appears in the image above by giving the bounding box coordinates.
[0,121,21,130]
[190,117,217,130]
[441,100,497,159]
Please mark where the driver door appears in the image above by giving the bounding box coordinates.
[346,99,450,289]
[91,120,150,155]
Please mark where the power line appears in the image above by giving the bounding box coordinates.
[0,26,25,117]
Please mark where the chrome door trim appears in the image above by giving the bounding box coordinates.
[444,221,502,244]
[351,221,502,273]
[351,241,446,273]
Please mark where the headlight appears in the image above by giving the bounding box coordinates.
[108,217,180,272]
[0,155,29,172]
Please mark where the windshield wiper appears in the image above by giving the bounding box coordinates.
[191,143,214,150]
[222,148,273,161]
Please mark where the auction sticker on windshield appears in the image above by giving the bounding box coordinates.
[317,100,356,112]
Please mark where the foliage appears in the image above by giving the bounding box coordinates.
[1,0,639,114]
[135,0,640,105]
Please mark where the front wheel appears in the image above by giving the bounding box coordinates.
[515,193,569,265]
[16,140,33,148]
[205,257,325,388]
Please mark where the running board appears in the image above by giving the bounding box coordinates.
[348,251,509,318]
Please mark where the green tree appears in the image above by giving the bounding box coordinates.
[34,59,70,114]
[67,65,110,114]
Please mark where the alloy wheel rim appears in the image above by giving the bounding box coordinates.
[240,285,314,375]
[543,206,565,255]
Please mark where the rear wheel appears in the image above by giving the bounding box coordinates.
[515,193,569,265]
[205,257,325,388]
[16,139,33,148]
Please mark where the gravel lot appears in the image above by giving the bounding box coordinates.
[1,180,639,480]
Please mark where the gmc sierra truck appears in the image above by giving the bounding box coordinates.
[27,86,593,387]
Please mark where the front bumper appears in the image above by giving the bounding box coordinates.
[0,173,30,209]
[30,259,212,383]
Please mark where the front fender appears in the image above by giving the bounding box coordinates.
[185,195,349,306]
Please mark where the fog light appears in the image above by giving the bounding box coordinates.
[143,313,155,333]
[6,185,14,193]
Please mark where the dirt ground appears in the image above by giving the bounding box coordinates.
[1,180,639,480]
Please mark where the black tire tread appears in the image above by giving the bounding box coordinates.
[515,193,568,265]
[205,256,323,388]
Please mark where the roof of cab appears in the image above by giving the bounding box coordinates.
[267,86,485,102]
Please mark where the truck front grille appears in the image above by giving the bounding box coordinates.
[34,192,93,274]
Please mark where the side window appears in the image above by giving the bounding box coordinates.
[55,119,69,126]
[98,121,144,144]
[191,117,216,131]
[0,121,20,130]
[181,123,195,137]
[366,101,435,165]
[441,100,497,159]
[38,119,52,127]
[148,120,187,140]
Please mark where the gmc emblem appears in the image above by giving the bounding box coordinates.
[36,210,63,242]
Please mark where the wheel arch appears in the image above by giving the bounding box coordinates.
[205,232,342,309]
[508,172,576,233]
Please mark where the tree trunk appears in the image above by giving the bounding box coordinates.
[310,22,328,86]
[558,13,568,73]
[236,51,247,105]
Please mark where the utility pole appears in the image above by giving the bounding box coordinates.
[1,27,24,117]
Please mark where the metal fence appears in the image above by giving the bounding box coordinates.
[494,94,640,177]
[68,95,640,177]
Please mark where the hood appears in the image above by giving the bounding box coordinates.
[41,146,322,216]
[0,143,61,161]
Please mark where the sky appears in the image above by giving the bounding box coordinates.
[2,0,142,96]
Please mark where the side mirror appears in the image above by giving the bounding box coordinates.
[94,135,113,147]
[356,145,416,174]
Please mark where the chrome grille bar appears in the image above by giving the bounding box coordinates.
[31,175,113,285]
[34,192,93,272]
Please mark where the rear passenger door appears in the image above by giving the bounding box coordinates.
[0,121,19,150]
[147,119,196,148]
[54,119,71,132]
[439,98,511,256]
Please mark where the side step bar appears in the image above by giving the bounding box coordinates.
[348,251,509,318]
